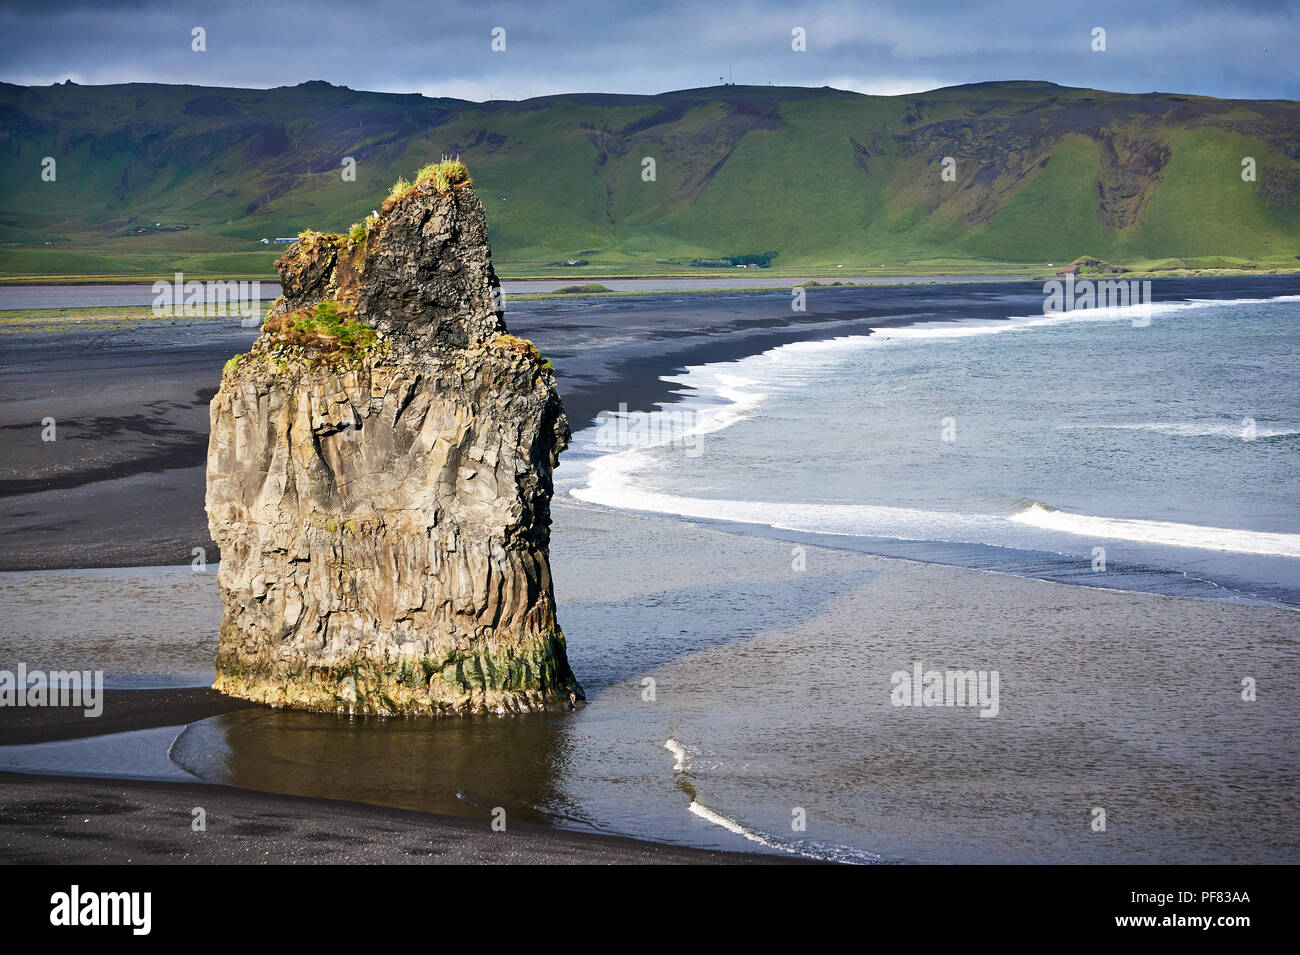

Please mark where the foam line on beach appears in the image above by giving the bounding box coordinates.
[868,292,1300,347]
[663,738,882,864]
[574,459,1300,558]
[1009,502,1300,557]
[686,799,802,852]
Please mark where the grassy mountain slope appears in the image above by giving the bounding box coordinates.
[1,79,1297,279]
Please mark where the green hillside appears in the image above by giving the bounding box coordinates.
[1,79,1297,279]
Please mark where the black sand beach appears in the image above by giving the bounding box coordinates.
[0,689,252,746]
[2,276,1299,865]
[0,771,801,864]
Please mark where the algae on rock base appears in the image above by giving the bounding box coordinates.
[213,630,580,716]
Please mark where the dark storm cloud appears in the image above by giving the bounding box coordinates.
[0,0,1295,100]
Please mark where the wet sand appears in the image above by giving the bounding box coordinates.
[0,771,802,864]
[3,501,1295,862]
[0,689,253,746]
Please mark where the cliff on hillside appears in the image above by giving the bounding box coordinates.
[205,160,583,715]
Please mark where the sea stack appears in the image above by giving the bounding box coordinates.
[205,161,582,715]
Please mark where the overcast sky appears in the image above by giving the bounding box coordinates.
[1,0,1296,101]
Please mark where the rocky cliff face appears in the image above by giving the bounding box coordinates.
[206,171,582,715]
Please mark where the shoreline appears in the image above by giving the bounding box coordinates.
[3,269,1296,310]
[3,275,1298,571]
[0,770,808,864]
[0,277,1031,570]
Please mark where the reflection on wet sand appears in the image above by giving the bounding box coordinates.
[172,707,580,826]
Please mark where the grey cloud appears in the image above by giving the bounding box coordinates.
[0,0,1295,100]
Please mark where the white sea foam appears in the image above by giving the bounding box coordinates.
[1058,421,1300,439]
[663,738,880,863]
[876,293,1300,341]
[663,737,689,772]
[1009,503,1300,557]
[575,463,1300,557]
[686,799,807,853]
[685,799,885,863]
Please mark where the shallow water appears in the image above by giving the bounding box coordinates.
[0,725,195,781]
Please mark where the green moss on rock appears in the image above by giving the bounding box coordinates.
[213,631,583,716]
[261,298,378,365]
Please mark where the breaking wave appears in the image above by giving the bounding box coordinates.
[1009,502,1300,558]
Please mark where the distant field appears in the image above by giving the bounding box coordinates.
[0,251,1062,283]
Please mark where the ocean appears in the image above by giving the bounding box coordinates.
[566,292,1300,608]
